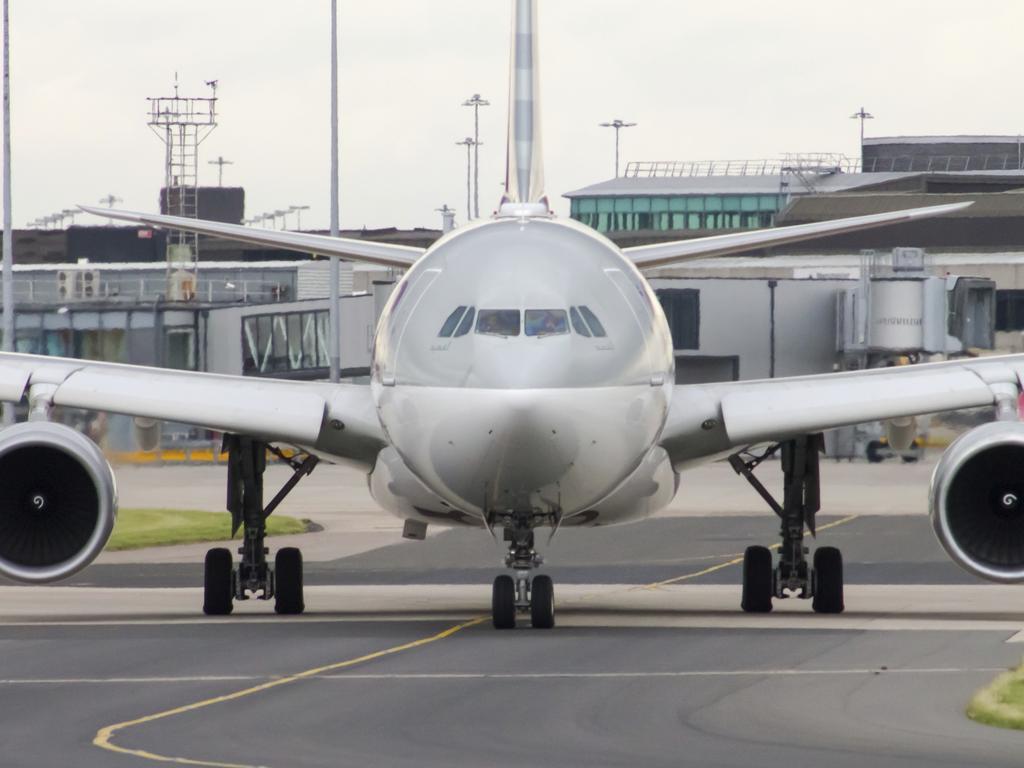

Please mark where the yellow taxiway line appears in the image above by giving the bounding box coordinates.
[639,514,860,590]
[92,616,486,768]
[91,514,859,765]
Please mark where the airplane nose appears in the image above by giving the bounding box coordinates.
[422,390,581,514]
[379,385,665,520]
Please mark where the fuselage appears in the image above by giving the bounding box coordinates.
[368,214,677,527]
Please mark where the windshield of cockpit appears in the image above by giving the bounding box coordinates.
[437,306,606,339]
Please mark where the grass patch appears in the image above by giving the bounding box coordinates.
[107,508,311,551]
[967,663,1024,730]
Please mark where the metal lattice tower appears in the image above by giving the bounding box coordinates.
[147,76,217,290]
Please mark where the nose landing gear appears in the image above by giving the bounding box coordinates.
[491,516,555,629]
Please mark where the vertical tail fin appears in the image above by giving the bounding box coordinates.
[502,0,547,209]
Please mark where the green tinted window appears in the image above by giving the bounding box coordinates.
[760,195,779,211]
[614,198,633,213]
[579,198,597,213]
[740,196,758,211]
[633,197,651,213]
[597,198,615,213]
[669,197,687,212]
[651,197,669,212]
[704,196,722,212]
[722,196,740,211]
[688,197,705,212]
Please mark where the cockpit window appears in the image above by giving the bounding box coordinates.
[454,306,475,337]
[438,306,467,337]
[476,309,520,337]
[578,305,607,337]
[569,307,591,337]
[525,309,568,337]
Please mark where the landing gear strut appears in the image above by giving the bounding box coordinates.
[491,513,555,629]
[729,434,844,614]
[202,435,318,616]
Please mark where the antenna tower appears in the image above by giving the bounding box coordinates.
[147,76,217,292]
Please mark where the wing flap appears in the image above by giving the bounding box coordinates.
[78,206,423,269]
[625,202,972,269]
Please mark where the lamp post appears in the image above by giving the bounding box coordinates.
[599,119,636,177]
[2,0,13,425]
[850,107,874,168]
[455,137,478,224]
[328,0,341,383]
[207,155,233,186]
[461,94,489,219]
[288,204,310,231]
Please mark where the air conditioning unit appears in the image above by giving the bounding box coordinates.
[56,269,101,301]
[77,269,100,299]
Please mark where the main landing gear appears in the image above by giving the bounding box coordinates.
[491,514,555,629]
[729,434,844,614]
[203,435,318,616]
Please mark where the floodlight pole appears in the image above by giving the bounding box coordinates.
[456,138,477,224]
[599,119,636,177]
[462,94,489,219]
[328,0,340,383]
[850,107,874,168]
[2,0,12,426]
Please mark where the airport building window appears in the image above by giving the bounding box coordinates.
[656,288,700,349]
[996,290,1024,331]
[570,194,781,233]
[242,309,329,375]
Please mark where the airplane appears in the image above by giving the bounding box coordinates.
[0,0,1020,631]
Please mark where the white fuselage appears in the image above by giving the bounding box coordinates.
[368,214,678,528]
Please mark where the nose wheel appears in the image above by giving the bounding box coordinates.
[491,518,556,629]
[491,572,555,629]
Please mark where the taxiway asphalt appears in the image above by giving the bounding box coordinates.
[3,459,1024,767]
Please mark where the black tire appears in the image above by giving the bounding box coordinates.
[203,547,233,616]
[492,574,516,629]
[866,440,884,463]
[812,546,844,614]
[900,455,919,464]
[530,575,555,629]
[274,547,305,615]
[741,545,773,613]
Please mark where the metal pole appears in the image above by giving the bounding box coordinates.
[2,0,12,426]
[614,126,620,178]
[466,142,471,222]
[328,0,340,383]
[472,106,480,219]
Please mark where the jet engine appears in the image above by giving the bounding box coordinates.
[931,421,1024,582]
[0,421,117,583]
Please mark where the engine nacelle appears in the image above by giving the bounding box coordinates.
[0,422,117,583]
[931,421,1024,582]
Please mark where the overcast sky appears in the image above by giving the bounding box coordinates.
[8,0,1024,231]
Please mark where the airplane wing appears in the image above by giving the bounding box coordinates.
[0,351,386,467]
[660,354,1023,466]
[78,206,424,270]
[625,202,971,269]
